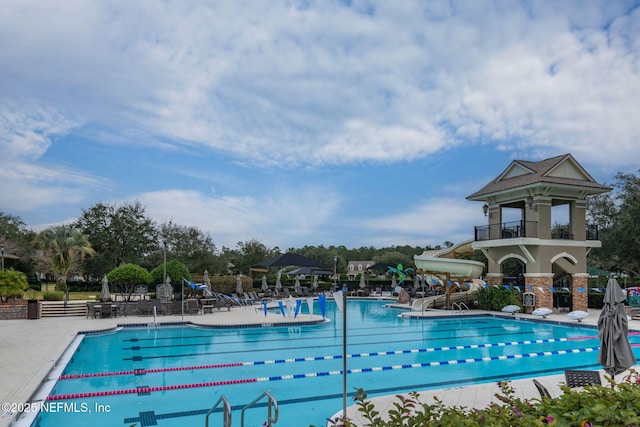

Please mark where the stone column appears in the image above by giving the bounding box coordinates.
[485,273,503,286]
[524,274,554,309]
[572,274,589,312]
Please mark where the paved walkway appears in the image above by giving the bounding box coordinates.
[1,303,638,427]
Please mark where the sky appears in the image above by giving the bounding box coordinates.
[1,0,640,251]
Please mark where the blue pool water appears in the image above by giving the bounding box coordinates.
[31,300,640,427]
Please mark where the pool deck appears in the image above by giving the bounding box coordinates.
[1,302,639,427]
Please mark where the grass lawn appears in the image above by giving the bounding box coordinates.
[35,284,99,300]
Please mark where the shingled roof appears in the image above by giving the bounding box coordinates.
[466,153,611,201]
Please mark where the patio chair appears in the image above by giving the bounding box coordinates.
[532,379,551,399]
[564,369,601,388]
[137,300,150,316]
[100,302,112,318]
[172,299,183,315]
[185,299,200,315]
[150,299,165,316]
[86,302,98,318]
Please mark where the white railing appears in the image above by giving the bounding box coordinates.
[451,302,469,314]
[241,391,279,427]
[205,395,232,427]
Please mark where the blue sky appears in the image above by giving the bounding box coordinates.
[1,0,640,250]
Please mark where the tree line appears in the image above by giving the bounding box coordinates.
[0,201,439,290]
[1,169,638,293]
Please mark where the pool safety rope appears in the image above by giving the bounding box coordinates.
[49,344,619,401]
[59,336,589,380]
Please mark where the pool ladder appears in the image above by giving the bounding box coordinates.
[205,391,279,427]
[451,302,469,314]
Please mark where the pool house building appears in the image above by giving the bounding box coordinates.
[466,154,611,312]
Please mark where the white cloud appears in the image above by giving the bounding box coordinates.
[2,1,639,170]
[0,101,79,160]
[362,198,484,247]
[134,186,343,249]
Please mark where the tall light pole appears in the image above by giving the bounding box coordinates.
[1,245,4,271]
[162,238,167,295]
[333,255,337,290]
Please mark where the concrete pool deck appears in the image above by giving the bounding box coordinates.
[1,303,638,427]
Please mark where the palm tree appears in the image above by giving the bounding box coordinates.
[33,225,96,292]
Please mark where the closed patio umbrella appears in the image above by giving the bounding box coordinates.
[236,274,243,294]
[312,274,318,290]
[275,270,283,290]
[164,276,173,301]
[359,273,366,289]
[261,274,268,291]
[100,275,110,301]
[204,270,211,288]
[598,276,637,378]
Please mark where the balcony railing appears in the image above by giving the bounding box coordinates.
[474,221,535,241]
[474,222,600,242]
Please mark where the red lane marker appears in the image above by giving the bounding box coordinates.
[59,362,245,380]
[47,378,258,400]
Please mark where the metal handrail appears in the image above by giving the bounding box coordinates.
[241,391,279,427]
[451,302,469,314]
[205,396,232,427]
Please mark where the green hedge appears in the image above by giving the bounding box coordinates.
[477,286,520,311]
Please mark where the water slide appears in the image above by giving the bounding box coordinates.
[410,240,485,311]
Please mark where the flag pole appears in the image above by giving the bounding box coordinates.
[181,277,184,321]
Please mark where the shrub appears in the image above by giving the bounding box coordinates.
[323,370,640,427]
[149,259,192,285]
[0,269,29,302]
[477,286,520,311]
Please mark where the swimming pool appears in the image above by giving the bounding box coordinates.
[30,300,640,427]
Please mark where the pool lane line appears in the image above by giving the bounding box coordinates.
[121,324,506,349]
[49,345,612,400]
[60,335,600,380]
[566,331,640,341]
[119,321,508,344]
[114,329,622,364]
[120,328,546,353]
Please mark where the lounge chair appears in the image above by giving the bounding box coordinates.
[564,369,601,387]
[532,379,551,398]
[213,296,233,311]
